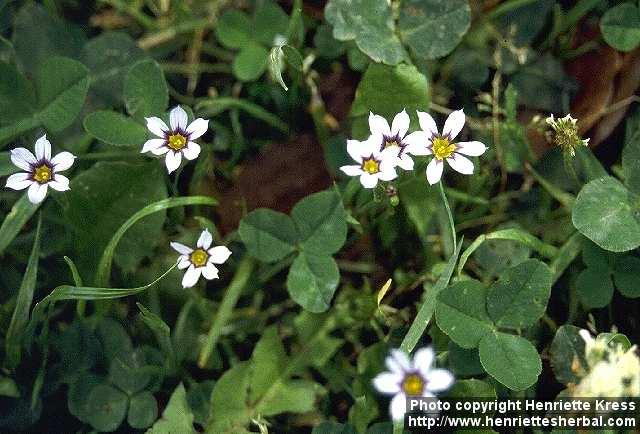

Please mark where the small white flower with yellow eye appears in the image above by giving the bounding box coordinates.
[373,348,454,422]
[5,135,76,204]
[142,106,209,174]
[409,109,487,185]
[170,229,232,288]
[367,109,428,171]
[339,137,398,188]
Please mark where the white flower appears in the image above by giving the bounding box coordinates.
[170,229,232,288]
[545,113,590,156]
[409,109,487,185]
[5,135,76,204]
[142,106,209,174]
[339,137,398,188]
[367,110,426,171]
[373,348,454,422]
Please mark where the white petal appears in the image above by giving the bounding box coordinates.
[170,242,193,255]
[169,106,188,131]
[368,112,391,137]
[378,164,398,181]
[182,142,201,160]
[151,145,170,156]
[50,151,75,171]
[181,265,201,288]
[178,257,191,270]
[340,165,363,177]
[389,393,407,422]
[396,153,414,171]
[34,135,51,160]
[359,172,378,188]
[5,173,32,190]
[165,151,182,174]
[387,350,412,374]
[146,117,169,137]
[417,111,439,137]
[391,109,410,138]
[209,245,232,264]
[372,372,402,395]
[347,139,367,162]
[442,109,465,140]
[141,139,166,154]
[201,262,219,280]
[413,348,435,375]
[403,131,431,156]
[426,158,444,185]
[186,118,209,140]
[425,369,455,392]
[49,174,70,191]
[27,183,48,204]
[455,141,487,157]
[446,153,474,175]
[10,148,37,171]
[197,229,213,249]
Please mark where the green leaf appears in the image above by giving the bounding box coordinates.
[325,0,406,65]
[398,0,471,59]
[312,422,357,434]
[486,259,552,329]
[147,384,195,434]
[435,279,494,349]
[350,63,429,128]
[12,3,84,74]
[400,242,462,353]
[572,176,640,252]
[137,303,176,371]
[287,253,340,313]
[622,109,640,195]
[96,318,133,364]
[232,43,268,81]
[35,56,89,133]
[238,209,299,262]
[249,326,287,402]
[478,331,541,391]
[600,3,640,52]
[4,216,41,369]
[252,1,289,47]
[613,256,640,298]
[0,195,39,256]
[292,189,347,255]
[128,391,158,429]
[207,363,251,433]
[448,379,496,398]
[68,374,103,423]
[108,348,153,394]
[215,10,252,49]
[549,325,588,385]
[96,195,216,286]
[0,152,15,176]
[62,162,168,280]
[84,110,148,146]
[576,268,614,308]
[0,376,20,398]
[282,45,304,71]
[86,384,129,432]
[448,342,484,377]
[0,61,35,124]
[124,59,169,119]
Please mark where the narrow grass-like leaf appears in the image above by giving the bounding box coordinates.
[95,196,217,286]
[137,302,176,372]
[400,240,462,354]
[0,152,17,176]
[0,195,39,256]
[196,97,288,133]
[5,216,41,369]
[457,228,557,277]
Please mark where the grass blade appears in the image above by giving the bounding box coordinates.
[95,196,217,286]
[399,240,462,354]
[0,195,40,256]
[4,215,42,369]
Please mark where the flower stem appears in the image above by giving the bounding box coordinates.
[197,256,255,368]
[393,421,404,434]
[438,181,456,253]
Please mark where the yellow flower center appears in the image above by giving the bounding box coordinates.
[33,164,52,184]
[402,374,424,396]
[190,248,209,267]
[383,139,400,149]
[432,137,456,160]
[168,133,187,151]
[361,157,381,174]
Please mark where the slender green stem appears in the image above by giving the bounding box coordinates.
[438,181,456,253]
[198,256,255,368]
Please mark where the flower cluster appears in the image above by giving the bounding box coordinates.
[340,109,487,188]
[546,113,590,157]
[571,330,640,397]
[373,347,454,421]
